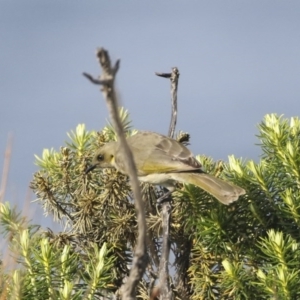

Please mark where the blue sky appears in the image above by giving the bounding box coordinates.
[1,1,300,226]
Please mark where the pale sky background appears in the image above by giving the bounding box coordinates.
[1,1,300,227]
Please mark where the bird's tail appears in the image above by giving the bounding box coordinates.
[171,172,245,205]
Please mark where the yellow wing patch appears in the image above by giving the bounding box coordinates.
[141,160,180,175]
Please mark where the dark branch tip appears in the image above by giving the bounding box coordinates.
[155,72,171,78]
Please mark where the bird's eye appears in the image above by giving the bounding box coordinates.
[97,154,104,161]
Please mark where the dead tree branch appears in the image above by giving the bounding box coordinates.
[84,48,147,300]
[155,67,180,299]
[156,67,180,138]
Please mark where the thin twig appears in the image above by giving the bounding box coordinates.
[158,201,172,299]
[84,48,147,300]
[156,68,180,138]
[168,67,179,139]
[155,67,180,299]
[82,73,111,85]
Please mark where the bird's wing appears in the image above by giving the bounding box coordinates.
[128,132,202,175]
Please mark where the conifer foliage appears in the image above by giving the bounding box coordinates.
[1,113,300,299]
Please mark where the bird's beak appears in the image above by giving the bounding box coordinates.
[85,164,97,174]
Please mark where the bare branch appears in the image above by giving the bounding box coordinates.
[155,67,180,299]
[155,67,180,138]
[155,72,171,78]
[168,67,180,139]
[82,73,111,85]
[158,201,172,299]
[84,47,147,300]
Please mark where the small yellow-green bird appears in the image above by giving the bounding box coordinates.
[87,131,245,205]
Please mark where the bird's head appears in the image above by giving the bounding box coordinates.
[86,142,117,173]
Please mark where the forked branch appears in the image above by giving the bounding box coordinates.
[84,48,147,300]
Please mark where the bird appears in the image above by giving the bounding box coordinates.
[86,131,245,205]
